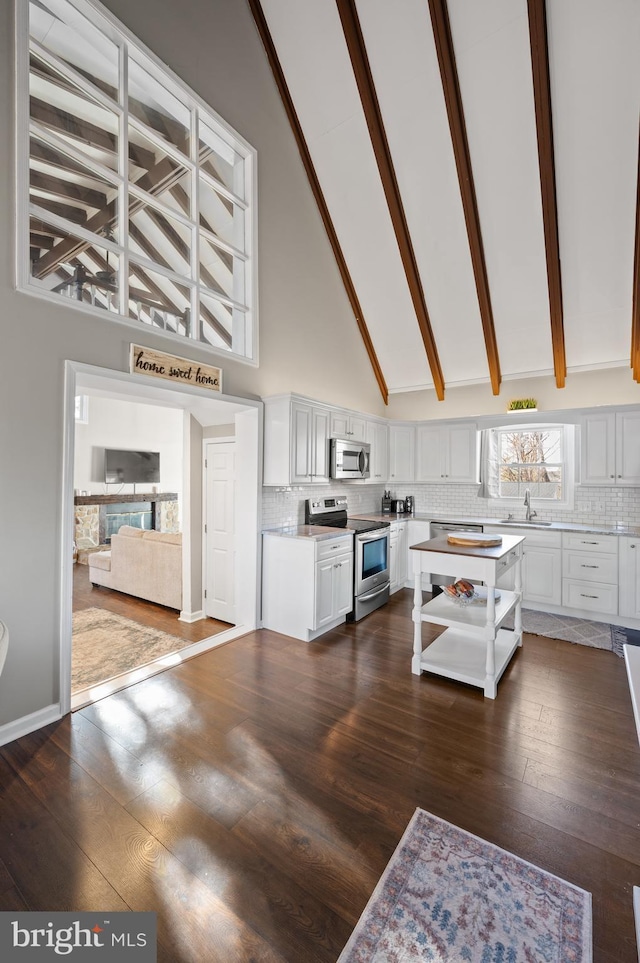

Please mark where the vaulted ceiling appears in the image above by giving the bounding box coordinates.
[250,0,640,403]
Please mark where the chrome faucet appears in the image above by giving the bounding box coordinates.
[524,488,537,521]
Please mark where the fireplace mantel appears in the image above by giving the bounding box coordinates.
[74,492,178,506]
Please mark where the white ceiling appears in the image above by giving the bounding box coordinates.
[258,0,640,397]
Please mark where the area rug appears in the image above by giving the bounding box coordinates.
[338,809,592,962]
[611,625,640,658]
[520,609,613,651]
[72,608,185,691]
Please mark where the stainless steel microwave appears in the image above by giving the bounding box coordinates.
[330,438,371,479]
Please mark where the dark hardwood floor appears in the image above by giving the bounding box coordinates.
[1,589,639,961]
[73,560,231,644]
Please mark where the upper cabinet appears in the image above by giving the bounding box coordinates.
[330,409,367,442]
[581,411,640,486]
[263,396,330,486]
[416,421,478,484]
[366,419,389,484]
[389,425,415,482]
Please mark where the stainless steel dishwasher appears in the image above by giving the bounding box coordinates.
[429,521,483,596]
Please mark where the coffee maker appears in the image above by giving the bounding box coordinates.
[405,495,414,515]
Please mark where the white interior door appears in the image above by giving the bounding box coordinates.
[204,441,235,623]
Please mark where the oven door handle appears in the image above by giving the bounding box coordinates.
[358,531,389,542]
[358,584,389,602]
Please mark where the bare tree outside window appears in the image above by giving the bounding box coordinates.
[498,428,563,499]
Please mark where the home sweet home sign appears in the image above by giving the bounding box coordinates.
[130,344,222,392]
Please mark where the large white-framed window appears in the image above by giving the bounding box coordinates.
[16,0,257,364]
[480,423,575,511]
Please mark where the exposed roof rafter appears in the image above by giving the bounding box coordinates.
[428,0,501,396]
[527,0,566,389]
[336,0,445,400]
[247,0,389,404]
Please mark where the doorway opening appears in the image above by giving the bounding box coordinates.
[61,361,262,712]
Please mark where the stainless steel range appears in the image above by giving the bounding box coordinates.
[305,496,390,622]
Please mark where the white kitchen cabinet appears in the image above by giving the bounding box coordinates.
[262,531,354,641]
[562,532,618,616]
[330,409,367,442]
[619,537,640,620]
[484,525,562,606]
[407,520,432,590]
[263,396,330,486]
[389,520,408,593]
[366,419,389,483]
[415,421,478,484]
[581,411,640,486]
[389,424,415,482]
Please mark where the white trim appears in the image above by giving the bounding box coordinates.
[69,626,248,711]
[61,360,262,716]
[179,609,205,623]
[0,704,63,749]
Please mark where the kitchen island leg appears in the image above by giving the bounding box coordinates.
[483,586,497,699]
[412,569,423,675]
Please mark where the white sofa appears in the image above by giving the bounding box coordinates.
[88,525,182,610]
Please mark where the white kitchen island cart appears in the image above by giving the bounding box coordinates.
[410,533,525,698]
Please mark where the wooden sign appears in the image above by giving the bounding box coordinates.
[130,344,222,392]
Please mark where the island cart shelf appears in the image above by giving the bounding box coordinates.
[410,533,525,698]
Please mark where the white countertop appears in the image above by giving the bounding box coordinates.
[263,525,354,541]
[349,512,640,537]
[263,513,640,541]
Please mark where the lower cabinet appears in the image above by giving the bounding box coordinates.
[407,520,432,590]
[389,520,408,593]
[562,532,618,616]
[262,532,354,641]
[618,537,640,619]
[484,526,562,606]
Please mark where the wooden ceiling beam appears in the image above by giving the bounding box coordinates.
[30,169,106,211]
[428,0,501,396]
[336,0,445,400]
[632,128,640,381]
[247,0,389,404]
[527,0,566,388]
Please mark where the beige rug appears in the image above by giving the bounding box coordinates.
[72,607,185,691]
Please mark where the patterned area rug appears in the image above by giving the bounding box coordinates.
[338,809,592,962]
[72,607,185,691]
[611,625,640,658]
[518,609,613,651]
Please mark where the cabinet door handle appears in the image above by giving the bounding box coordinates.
[580,540,599,545]
[580,593,599,599]
[580,564,599,568]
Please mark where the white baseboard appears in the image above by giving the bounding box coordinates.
[0,703,62,748]
[179,609,205,623]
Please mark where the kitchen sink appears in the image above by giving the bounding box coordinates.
[499,519,553,526]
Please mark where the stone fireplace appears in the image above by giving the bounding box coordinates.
[74,493,179,552]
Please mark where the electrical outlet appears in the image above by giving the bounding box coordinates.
[582,501,592,512]
[594,500,605,513]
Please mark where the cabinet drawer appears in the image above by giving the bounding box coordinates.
[563,532,618,554]
[316,536,353,561]
[563,551,618,583]
[497,544,522,575]
[563,579,618,615]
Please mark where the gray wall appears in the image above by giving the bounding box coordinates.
[0,0,384,730]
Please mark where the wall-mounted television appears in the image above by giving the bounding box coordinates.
[104,449,160,485]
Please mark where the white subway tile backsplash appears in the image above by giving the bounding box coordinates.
[262,482,640,530]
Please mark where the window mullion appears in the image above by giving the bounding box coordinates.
[191,108,200,343]
[118,38,129,319]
